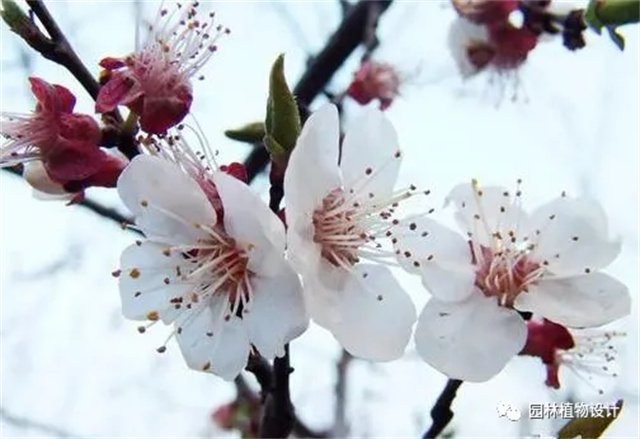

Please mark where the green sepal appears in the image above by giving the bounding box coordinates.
[224,122,266,144]
[264,54,300,157]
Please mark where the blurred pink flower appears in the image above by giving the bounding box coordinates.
[346,61,401,110]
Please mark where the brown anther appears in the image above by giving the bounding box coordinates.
[202,362,211,371]
[129,268,141,279]
[147,311,159,321]
[140,200,149,207]
[162,248,171,256]
[111,269,122,278]
[413,261,420,267]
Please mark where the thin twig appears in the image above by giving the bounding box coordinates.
[13,1,139,158]
[332,349,353,437]
[2,167,136,232]
[423,379,463,439]
[0,407,79,438]
[234,374,328,438]
[26,0,101,100]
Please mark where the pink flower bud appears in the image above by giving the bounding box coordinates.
[346,61,401,111]
[488,22,539,69]
[451,0,519,25]
[219,162,248,183]
[95,3,228,134]
[1,77,126,197]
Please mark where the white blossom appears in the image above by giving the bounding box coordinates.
[284,104,423,361]
[404,180,630,381]
[116,153,308,380]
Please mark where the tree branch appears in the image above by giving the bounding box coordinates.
[0,407,79,438]
[423,379,463,439]
[243,0,393,183]
[332,349,353,437]
[9,1,139,158]
[26,0,101,100]
[2,167,136,232]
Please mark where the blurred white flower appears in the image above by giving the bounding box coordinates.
[404,180,630,381]
[115,154,308,380]
[284,104,424,361]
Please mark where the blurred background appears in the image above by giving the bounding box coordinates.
[0,1,638,437]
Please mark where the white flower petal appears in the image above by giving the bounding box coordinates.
[244,262,308,359]
[286,220,322,280]
[176,299,251,380]
[300,261,351,330]
[211,171,285,276]
[117,155,216,243]
[340,108,401,203]
[23,161,69,196]
[392,217,475,302]
[415,292,526,382]
[446,182,527,247]
[525,196,621,275]
[331,265,416,361]
[514,273,631,328]
[284,104,341,223]
[119,241,192,323]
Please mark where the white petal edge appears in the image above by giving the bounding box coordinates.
[244,262,308,359]
[392,217,475,302]
[284,104,341,226]
[117,155,216,243]
[331,264,416,361]
[514,273,631,328]
[340,107,401,203]
[415,292,527,382]
[211,171,285,276]
[176,299,251,380]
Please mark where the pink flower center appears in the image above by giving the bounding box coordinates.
[472,244,541,307]
[312,189,368,267]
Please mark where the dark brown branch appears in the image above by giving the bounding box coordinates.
[26,0,101,100]
[423,379,463,439]
[259,346,294,437]
[13,1,139,158]
[243,0,393,183]
[241,358,328,438]
[332,350,353,437]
